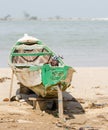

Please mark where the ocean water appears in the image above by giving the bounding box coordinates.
[0,19,108,67]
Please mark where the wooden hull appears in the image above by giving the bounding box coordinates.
[13,67,74,97]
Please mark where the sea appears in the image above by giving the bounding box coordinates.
[0,18,108,68]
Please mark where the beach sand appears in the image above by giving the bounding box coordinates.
[0,67,108,130]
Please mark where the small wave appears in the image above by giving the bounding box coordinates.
[68,17,108,21]
[90,18,108,21]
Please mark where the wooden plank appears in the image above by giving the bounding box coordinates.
[33,100,37,109]
[9,70,14,101]
[29,97,37,101]
[28,97,37,109]
[29,97,56,102]
[57,84,63,119]
[12,52,52,56]
[29,97,74,102]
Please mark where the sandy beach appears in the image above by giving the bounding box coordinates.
[0,67,108,130]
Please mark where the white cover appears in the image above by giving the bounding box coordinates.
[17,34,39,43]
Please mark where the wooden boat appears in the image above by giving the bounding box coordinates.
[9,34,75,98]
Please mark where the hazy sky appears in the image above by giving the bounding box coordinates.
[0,0,108,18]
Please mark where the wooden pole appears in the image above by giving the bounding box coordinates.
[57,84,63,119]
[9,70,14,101]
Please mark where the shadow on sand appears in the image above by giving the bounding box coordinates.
[37,91,85,119]
[11,87,85,119]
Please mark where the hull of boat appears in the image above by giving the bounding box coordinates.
[13,65,74,97]
[9,34,75,97]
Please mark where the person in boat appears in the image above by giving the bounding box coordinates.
[45,56,59,66]
[50,56,59,66]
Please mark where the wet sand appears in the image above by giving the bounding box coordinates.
[0,67,108,130]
